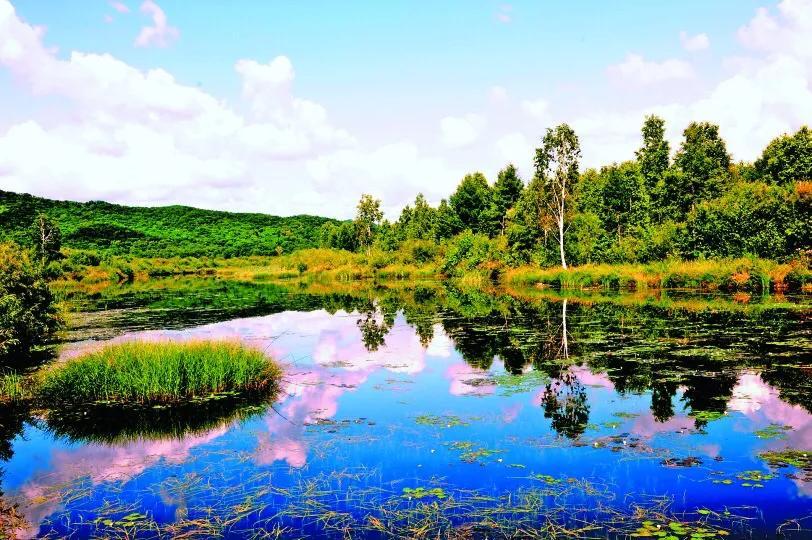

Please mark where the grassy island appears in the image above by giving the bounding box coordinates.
[35,340,282,406]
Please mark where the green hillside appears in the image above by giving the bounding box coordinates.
[0,190,340,258]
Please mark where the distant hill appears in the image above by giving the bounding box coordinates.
[0,190,340,258]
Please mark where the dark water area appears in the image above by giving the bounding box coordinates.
[2,278,811,538]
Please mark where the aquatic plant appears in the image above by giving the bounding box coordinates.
[36,340,281,405]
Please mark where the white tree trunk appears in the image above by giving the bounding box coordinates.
[557,214,567,269]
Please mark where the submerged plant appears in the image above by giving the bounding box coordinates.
[36,340,281,405]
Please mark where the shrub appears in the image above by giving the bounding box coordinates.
[0,242,60,357]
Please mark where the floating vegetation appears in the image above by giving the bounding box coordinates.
[613,411,640,419]
[445,441,504,464]
[662,456,703,468]
[753,423,793,440]
[735,470,775,488]
[758,449,812,470]
[489,370,550,395]
[401,487,447,500]
[689,410,726,423]
[414,414,474,427]
[631,518,731,538]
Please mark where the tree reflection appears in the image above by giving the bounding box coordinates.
[541,371,590,439]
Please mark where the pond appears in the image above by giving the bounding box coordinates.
[2,278,811,538]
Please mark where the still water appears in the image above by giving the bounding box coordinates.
[2,279,811,538]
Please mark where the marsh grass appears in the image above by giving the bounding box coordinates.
[0,372,27,403]
[504,257,811,292]
[36,340,281,405]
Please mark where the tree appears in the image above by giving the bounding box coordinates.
[755,126,812,185]
[534,124,581,268]
[434,199,462,240]
[354,194,383,254]
[449,172,493,234]
[31,214,62,263]
[674,122,731,204]
[635,115,670,193]
[397,193,437,240]
[492,164,524,234]
[0,242,60,357]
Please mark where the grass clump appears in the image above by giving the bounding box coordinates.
[36,340,281,406]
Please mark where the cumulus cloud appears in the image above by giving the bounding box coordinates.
[607,53,695,85]
[0,0,463,217]
[440,113,485,148]
[134,0,179,48]
[679,31,710,52]
[521,97,548,120]
[738,0,812,58]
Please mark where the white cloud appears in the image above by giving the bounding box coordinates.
[135,0,179,48]
[489,85,508,104]
[110,1,130,14]
[738,0,812,58]
[679,31,709,52]
[0,0,458,218]
[495,132,534,170]
[439,113,485,148]
[607,53,695,85]
[521,97,548,120]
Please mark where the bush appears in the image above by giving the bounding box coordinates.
[0,242,60,357]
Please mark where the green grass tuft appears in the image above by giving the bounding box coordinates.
[36,340,281,405]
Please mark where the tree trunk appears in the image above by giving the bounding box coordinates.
[557,215,567,269]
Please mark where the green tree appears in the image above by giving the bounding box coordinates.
[755,126,812,185]
[599,161,650,235]
[449,172,494,234]
[674,122,731,205]
[491,164,524,234]
[534,124,582,268]
[0,242,60,357]
[397,193,437,240]
[354,194,383,254]
[434,199,463,240]
[31,213,62,263]
[635,115,670,194]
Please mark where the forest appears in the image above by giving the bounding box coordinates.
[322,117,810,268]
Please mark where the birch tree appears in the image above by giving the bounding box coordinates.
[534,124,581,268]
[354,194,383,254]
[31,213,62,263]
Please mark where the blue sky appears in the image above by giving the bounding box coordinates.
[1,0,809,217]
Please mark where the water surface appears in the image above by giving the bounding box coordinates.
[2,279,811,538]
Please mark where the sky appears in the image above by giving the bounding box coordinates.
[0,0,810,219]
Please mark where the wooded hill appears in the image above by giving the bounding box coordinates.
[0,190,339,258]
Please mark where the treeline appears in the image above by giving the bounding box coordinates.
[320,118,811,267]
[0,191,338,258]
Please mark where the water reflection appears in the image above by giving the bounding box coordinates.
[0,279,810,538]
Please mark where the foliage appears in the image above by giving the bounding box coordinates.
[755,126,812,185]
[0,190,338,258]
[354,194,383,254]
[0,242,60,357]
[534,124,582,268]
[36,340,281,405]
[449,172,495,235]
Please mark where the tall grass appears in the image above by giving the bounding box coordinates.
[0,372,27,403]
[37,340,281,405]
[504,257,811,292]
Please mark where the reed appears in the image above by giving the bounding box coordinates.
[36,340,281,405]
